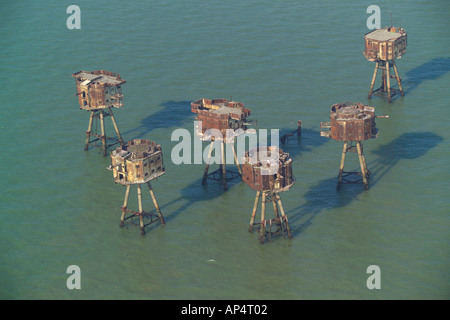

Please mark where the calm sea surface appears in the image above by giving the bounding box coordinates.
[0,0,448,299]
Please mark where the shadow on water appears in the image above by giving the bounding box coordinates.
[370,131,444,185]
[288,132,443,237]
[279,126,330,159]
[122,100,192,140]
[403,57,450,95]
[160,172,243,224]
[121,173,242,233]
[159,125,330,229]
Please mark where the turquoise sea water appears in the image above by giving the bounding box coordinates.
[0,0,448,299]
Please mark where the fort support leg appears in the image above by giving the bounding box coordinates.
[148,182,165,225]
[360,142,370,178]
[109,108,124,147]
[272,193,280,219]
[337,141,348,190]
[386,61,392,103]
[84,111,94,150]
[381,62,386,92]
[99,110,107,156]
[120,185,131,228]
[268,219,272,242]
[362,153,370,178]
[272,193,285,236]
[221,140,228,191]
[137,184,145,235]
[249,191,260,232]
[202,141,214,185]
[232,144,242,175]
[297,120,302,136]
[356,142,369,190]
[392,60,404,96]
[277,194,292,239]
[368,62,379,99]
[259,192,266,244]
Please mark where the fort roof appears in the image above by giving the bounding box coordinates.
[72,70,125,86]
[365,28,404,42]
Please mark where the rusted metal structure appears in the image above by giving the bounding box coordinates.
[364,26,407,102]
[110,139,165,235]
[72,70,126,156]
[242,146,294,244]
[320,102,386,190]
[191,98,256,190]
[191,98,253,140]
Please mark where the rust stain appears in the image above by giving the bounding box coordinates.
[72,70,126,110]
[242,146,294,192]
[111,139,165,185]
[364,27,407,62]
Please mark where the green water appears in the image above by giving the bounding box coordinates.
[0,0,448,299]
